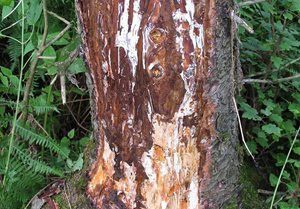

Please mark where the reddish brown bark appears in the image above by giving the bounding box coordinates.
[76,0,239,208]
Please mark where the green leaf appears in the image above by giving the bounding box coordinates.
[262,124,282,136]
[292,93,300,103]
[240,102,262,121]
[269,114,283,124]
[46,32,70,46]
[271,56,283,69]
[0,73,8,87]
[278,202,291,209]
[256,130,268,147]
[1,0,13,20]
[283,13,293,20]
[246,140,257,154]
[67,154,84,172]
[67,129,75,139]
[72,154,83,172]
[68,58,87,74]
[281,120,295,134]
[0,0,12,6]
[293,147,300,155]
[269,173,279,187]
[60,137,70,157]
[46,66,58,76]
[1,66,12,76]
[27,0,43,25]
[288,103,300,117]
[42,46,56,63]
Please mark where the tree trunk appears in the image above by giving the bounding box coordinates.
[75,0,240,208]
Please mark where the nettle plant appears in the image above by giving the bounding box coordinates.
[0,0,90,208]
[238,0,300,208]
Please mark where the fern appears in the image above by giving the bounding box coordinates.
[29,95,59,115]
[15,122,68,159]
[13,144,64,177]
[0,157,45,209]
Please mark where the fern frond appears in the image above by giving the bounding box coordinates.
[29,95,59,115]
[15,123,68,158]
[13,145,64,177]
[0,158,46,209]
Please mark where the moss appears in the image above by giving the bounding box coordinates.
[223,200,238,209]
[53,194,69,209]
[239,162,267,209]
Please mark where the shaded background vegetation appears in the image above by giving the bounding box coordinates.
[0,0,299,208]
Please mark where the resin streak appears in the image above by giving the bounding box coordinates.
[76,0,229,208]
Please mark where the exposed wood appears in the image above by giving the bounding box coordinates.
[76,0,239,208]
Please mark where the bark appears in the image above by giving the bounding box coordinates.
[75,0,240,208]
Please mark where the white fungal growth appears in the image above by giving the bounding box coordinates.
[189,177,199,209]
[115,0,142,77]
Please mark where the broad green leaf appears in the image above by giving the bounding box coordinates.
[288,159,300,168]
[278,202,290,209]
[262,124,282,136]
[283,13,293,20]
[288,103,300,117]
[289,0,300,12]
[72,154,83,172]
[281,120,296,134]
[240,102,262,121]
[24,41,35,55]
[1,0,13,20]
[0,0,12,6]
[60,137,70,157]
[0,73,8,87]
[68,58,87,74]
[47,66,58,76]
[292,93,300,103]
[79,137,90,147]
[46,32,70,46]
[27,0,43,25]
[293,147,300,155]
[67,129,75,139]
[0,66,11,76]
[42,46,56,63]
[256,130,268,147]
[246,140,257,154]
[269,173,278,187]
[9,75,19,88]
[269,114,283,124]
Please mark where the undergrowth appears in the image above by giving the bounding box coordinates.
[0,0,91,208]
[237,0,300,208]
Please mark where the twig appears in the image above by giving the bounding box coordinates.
[23,179,63,209]
[238,0,265,7]
[64,182,72,209]
[231,11,254,34]
[22,1,71,120]
[245,56,300,78]
[243,73,300,84]
[232,97,255,160]
[65,104,90,133]
[258,189,285,195]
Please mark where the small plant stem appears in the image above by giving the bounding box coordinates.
[22,0,49,121]
[269,126,300,209]
[3,0,25,186]
[42,84,53,159]
[22,2,71,121]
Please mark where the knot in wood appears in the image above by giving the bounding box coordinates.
[150,28,166,44]
[150,65,164,78]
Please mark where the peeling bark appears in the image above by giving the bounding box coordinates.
[76,0,239,208]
